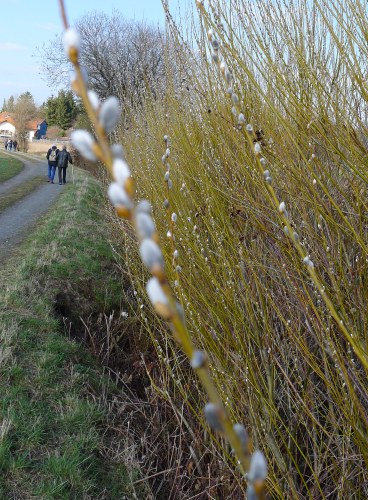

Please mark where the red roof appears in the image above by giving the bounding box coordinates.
[0,112,15,126]
[0,112,42,131]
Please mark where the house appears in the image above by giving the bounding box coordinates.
[0,112,47,141]
[0,112,16,139]
[33,119,48,139]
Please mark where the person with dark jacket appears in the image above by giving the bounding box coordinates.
[56,145,73,185]
[46,144,59,183]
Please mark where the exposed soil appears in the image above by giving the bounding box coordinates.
[52,281,230,500]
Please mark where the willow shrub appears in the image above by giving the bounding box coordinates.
[109,0,368,497]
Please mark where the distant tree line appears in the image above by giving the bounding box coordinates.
[1,95,16,113]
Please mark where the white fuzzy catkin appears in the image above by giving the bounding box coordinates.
[70,130,97,161]
[246,484,257,500]
[87,90,100,110]
[140,239,164,270]
[113,159,130,185]
[303,256,314,268]
[136,200,152,214]
[136,212,156,241]
[279,201,286,213]
[99,96,121,133]
[107,182,132,208]
[146,277,168,306]
[63,27,80,54]
[233,423,249,452]
[111,143,125,159]
[211,38,219,51]
[191,350,207,369]
[171,213,177,223]
[212,51,219,64]
[248,450,267,482]
[204,403,223,432]
[231,93,239,105]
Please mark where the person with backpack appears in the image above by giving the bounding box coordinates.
[46,144,59,183]
[56,144,73,185]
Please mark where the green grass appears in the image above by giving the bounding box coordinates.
[0,176,45,214]
[0,152,23,182]
[0,170,150,499]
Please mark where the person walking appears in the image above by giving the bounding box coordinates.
[56,145,73,185]
[46,144,59,183]
[13,140,18,152]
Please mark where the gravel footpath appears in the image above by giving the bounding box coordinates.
[0,152,63,263]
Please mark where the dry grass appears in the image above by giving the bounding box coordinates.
[102,0,368,497]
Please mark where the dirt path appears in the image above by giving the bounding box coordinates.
[0,150,46,194]
[0,151,63,263]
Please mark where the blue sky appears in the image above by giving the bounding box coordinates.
[0,0,184,106]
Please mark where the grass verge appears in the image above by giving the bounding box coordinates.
[0,152,23,182]
[0,176,46,214]
[0,170,150,499]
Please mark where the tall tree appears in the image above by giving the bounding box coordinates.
[45,95,58,125]
[56,90,77,131]
[1,99,6,112]
[13,93,37,152]
[45,91,77,130]
[37,12,167,107]
[7,96,15,112]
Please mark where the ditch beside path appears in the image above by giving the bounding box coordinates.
[0,151,63,263]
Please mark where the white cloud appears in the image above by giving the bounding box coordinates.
[0,42,25,52]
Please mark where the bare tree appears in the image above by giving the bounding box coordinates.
[13,93,37,152]
[37,12,166,108]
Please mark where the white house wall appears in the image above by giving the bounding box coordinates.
[0,121,16,137]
